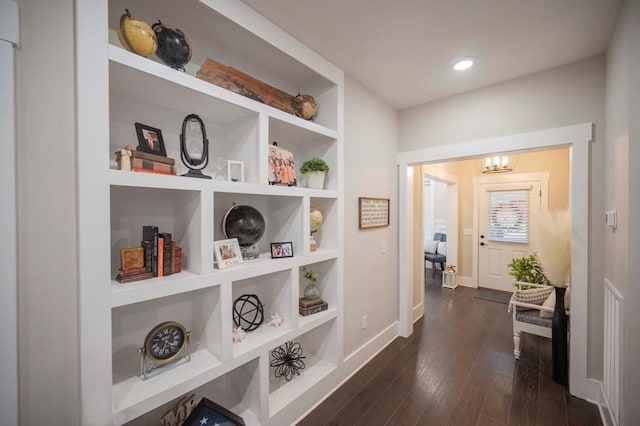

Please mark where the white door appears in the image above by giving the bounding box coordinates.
[478,181,545,292]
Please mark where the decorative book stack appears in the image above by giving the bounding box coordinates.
[298,297,328,316]
[116,247,153,283]
[141,226,183,278]
[116,149,178,175]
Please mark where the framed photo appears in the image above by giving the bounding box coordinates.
[182,397,246,426]
[227,160,245,182]
[270,242,293,258]
[268,143,297,186]
[358,197,390,229]
[214,238,244,269]
[135,122,167,156]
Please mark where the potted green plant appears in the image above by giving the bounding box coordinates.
[507,253,550,288]
[302,266,321,300]
[300,157,329,189]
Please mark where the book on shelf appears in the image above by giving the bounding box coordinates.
[158,236,164,278]
[115,149,176,165]
[132,158,177,175]
[299,297,325,308]
[172,245,182,274]
[141,240,153,273]
[132,149,176,165]
[117,266,147,278]
[299,300,328,316]
[115,272,153,283]
[161,233,173,276]
[120,247,144,271]
[142,225,159,277]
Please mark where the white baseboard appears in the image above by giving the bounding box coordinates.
[596,380,617,426]
[456,276,476,288]
[273,322,399,426]
[413,303,423,322]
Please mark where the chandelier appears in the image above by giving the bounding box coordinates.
[481,155,514,174]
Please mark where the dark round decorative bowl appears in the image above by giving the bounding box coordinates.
[223,204,266,249]
[152,21,192,70]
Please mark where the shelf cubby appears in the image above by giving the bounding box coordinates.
[267,319,338,416]
[110,186,202,276]
[213,192,303,259]
[299,258,338,310]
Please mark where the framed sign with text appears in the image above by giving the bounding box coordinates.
[358,197,390,229]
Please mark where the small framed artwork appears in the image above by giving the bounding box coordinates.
[227,160,245,182]
[268,143,297,186]
[270,242,293,258]
[182,397,246,426]
[358,197,390,229]
[214,238,244,269]
[135,122,167,157]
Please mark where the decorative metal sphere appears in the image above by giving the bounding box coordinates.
[152,21,192,70]
[233,294,264,332]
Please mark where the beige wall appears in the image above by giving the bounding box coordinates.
[401,56,606,379]
[343,76,399,356]
[16,0,81,424]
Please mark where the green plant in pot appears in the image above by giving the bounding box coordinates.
[300,157,329,189]
[302,266,321,301]
[508,253,550,289]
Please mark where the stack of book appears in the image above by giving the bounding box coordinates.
[116,247,153,283]
[299,297,328,316]
[142,225,183,278]
[116,149,177,175]
[132,150,177,175]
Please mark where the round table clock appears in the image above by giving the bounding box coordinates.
[139,321,191,379]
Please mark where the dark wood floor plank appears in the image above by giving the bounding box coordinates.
[298,273,601,426]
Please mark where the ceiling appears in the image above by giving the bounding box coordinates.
[241,0,621,110]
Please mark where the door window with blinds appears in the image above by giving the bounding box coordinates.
[487,189,529,243]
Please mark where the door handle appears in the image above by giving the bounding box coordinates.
[480,242,486,246]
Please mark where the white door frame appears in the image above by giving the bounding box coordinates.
[397,123,595,401]
[416,169,458,321]
[0,1,19,424]
[473,172,550,288]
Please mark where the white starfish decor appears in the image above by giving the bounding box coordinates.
[232,326,246,343]
[269,312,284,327]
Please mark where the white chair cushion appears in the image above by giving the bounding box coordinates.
[436,242,447,255]
[425,239,438,254]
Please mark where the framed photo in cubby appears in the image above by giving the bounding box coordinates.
[270,242,293,258]
[214,238,243,269]
[182,397,246,426]
[268,143,297,186]
[135,122,167,156]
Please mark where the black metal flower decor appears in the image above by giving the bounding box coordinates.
[232,294,264,332]
[270,341,306,381]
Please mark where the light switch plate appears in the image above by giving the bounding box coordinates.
[605,210,617,229]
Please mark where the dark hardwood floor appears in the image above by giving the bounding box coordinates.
[298,271,601,426]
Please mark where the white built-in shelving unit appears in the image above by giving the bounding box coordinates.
[76,0,343,424]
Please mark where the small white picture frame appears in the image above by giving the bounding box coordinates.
[227,160,245,183]
[214,238,244,269]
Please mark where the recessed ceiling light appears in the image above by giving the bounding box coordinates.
[453,58,474,71]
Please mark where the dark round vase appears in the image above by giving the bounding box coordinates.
[152,21,192,70]
[552,286,569,385]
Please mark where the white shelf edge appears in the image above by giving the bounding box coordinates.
[112,348,262,425]
[232,308,338,361]
[112,349,221,424]
[268,354,336,416]
[111,251,339,308]
[111,271,220,308]
[108,169,339,199]
[108,45,338,139]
